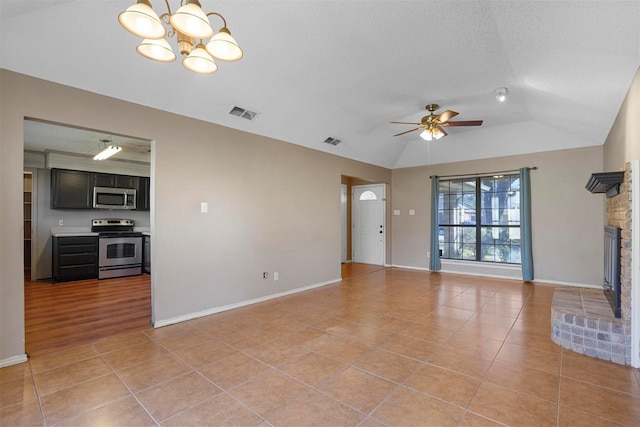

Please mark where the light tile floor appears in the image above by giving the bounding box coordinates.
[2,267,640,426]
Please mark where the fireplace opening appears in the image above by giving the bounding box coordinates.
[604,226,622,318]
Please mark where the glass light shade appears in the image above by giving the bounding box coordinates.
[170,1,214,39]
[93,146,122,161]
[137,38,176,62]
[118,1,166,39]
[183,44,218,74]
[432,127,445,140]
[420,129,433,141]
[206,28,243,61]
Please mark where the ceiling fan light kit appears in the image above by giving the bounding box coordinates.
[420,126,446,141]
[391,103,483,141]
[119,0,243,74]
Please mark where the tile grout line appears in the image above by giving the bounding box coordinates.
[452,282,534,426]
[96,352,162,427]
[26,360,47,427]
[556,349,565,427]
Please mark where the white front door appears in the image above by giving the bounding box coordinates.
[352,184,385,265]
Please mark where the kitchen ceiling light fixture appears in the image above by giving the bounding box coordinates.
[119,0,243,74]
[93,145,122,161]
[494,87,508,102]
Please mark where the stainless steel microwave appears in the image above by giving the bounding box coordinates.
[93,186,136,210]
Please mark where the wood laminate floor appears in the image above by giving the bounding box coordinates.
[24,273,151,357]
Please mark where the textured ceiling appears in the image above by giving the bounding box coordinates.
[2,1,639,168]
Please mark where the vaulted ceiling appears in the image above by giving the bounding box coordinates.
[2,1,639,168]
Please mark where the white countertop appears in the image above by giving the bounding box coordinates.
[51,227,95,237]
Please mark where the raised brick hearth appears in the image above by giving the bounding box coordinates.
[551,287,626,364]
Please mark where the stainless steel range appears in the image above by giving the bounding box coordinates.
[92,219,143,279]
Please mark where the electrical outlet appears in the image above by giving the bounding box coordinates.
[263,272,268,279]
[274,272,279,281]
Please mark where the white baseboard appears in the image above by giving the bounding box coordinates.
[391,263,600,289]
[392,264,430,272]
[0,354,28,368]
[153,278,342,328]
[531,279,600,289]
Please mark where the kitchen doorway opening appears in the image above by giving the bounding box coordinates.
[22,118,153,357]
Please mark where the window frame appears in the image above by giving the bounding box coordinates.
[437,174,521,265]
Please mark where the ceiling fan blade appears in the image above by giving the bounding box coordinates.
[393,128,420,137]
[444,120,484,127]
[437,110,459,123]
[391,121,421,125]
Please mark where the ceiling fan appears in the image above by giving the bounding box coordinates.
[391,104,483,141]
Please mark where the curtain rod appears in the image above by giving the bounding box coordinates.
[429,166,537,179]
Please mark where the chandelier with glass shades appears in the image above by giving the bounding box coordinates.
[118,0,243,74]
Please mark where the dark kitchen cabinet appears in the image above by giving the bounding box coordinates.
[94,173,138,189]
[51,168,148,210]
[50,169,93,209]
[143,234,151,274]
[116,175,138,189]
[93,173,115,188]
[52,235,98,282]
[137,177,150,211]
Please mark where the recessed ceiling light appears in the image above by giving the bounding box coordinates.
[494,87,508,102]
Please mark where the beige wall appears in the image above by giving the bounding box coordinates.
[0,70,390,363]
[604,67,640,169]
[391,146,605,286]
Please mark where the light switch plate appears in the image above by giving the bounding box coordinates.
[393,210,400,216]
[200,202,208,213]
[409,210,415,215]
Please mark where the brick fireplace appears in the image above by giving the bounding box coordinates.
[551,163,633,365]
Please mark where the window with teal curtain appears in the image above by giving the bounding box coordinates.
[433,168,534,281]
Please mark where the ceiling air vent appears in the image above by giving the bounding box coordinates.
[324,137,342,146]
[229,106,258,121]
